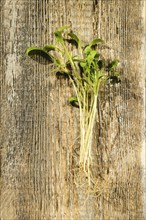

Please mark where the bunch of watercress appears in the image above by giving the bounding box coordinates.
[26,26,120,173]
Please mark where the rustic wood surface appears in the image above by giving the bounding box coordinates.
[0,0,145,219]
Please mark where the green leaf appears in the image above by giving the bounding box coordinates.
[68,32,80,48]
[88,50,97,59]
[26,47,45,55]
[107,59,119,70]
[80,61,86,68]
[86,50,97,66]
[68,96,79,108]
[65,39,77,47]
[84,45,92,55]
[54,26,70,44]
[25,47,53,62]
[94,53,100,60]
[43,44,56,51]
[89,38,104,47]
[56,26,70,32]
[54,31,64,44]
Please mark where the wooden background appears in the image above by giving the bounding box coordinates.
[0,0,145,219]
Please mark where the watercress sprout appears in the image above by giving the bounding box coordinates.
[26,26,121,178]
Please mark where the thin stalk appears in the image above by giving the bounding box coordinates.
[63,44,77,71]
[80,95,98,169]
[79,82,100,170]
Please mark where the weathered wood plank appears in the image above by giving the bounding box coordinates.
[0,0,145,219]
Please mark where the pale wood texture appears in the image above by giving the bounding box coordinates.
[0,0,145,219]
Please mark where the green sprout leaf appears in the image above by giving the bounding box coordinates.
[43,44,56,51]
[25,47,53,63]
[87,50,97,60]
[84,38,103,55]
[54,26,70,44]
[68,96,79,108]
[80,61,86,68]
[54,31,64,44]
[84,45,92,55]
[89,38,104,47]
[86,50,97,67]
[68,32,80,48]
[107,59,119,70]
[26,47,45,55]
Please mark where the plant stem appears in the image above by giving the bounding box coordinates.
[79,81,100,171]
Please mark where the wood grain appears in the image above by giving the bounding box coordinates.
[0,0,145,219]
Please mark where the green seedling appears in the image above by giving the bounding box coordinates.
[26,26,121,177]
